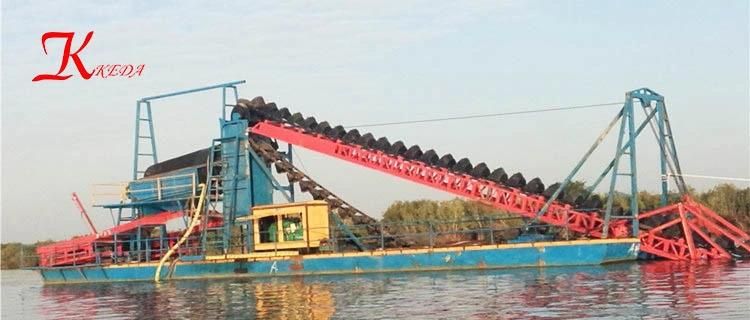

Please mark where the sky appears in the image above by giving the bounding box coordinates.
[1,1,748,243]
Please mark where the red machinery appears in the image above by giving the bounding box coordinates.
[36,211,183,267]
[36,211,223,267]
[71,192,98,235]
[248,105,750,261]
[639,197,750,260]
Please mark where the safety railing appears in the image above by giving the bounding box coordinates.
[90,182,129,206]
[328,215,567,251]
[34,234,206,267]
[91,173,198,206]
[30,215,574,268]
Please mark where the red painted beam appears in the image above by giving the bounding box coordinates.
[72,192,98,234]
[251,120,749,261]
[636,196,749,260]
[39,119,747,264]
[250,121,629,238]
[37,211,185,267]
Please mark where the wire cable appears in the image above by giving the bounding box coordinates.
[667,173,750,182]
[294,151,310,176]
[347,102,624,128]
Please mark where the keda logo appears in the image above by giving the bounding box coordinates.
[32,31,145,81]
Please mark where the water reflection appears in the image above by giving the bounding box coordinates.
[3,261,746,319]
[36,277,336,319]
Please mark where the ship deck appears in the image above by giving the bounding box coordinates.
[37,238,639,284]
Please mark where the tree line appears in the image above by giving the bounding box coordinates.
[1,241,53,269]
[2,182,747,269]
[382,182,750,241]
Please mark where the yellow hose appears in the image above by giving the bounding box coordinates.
[154,183,207,282]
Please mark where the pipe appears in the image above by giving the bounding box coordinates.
[154,183,207,282]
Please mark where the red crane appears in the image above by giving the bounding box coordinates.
[71,192,98,235]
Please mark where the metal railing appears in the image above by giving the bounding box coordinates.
[28,215,573,268]
[91,173,197,206]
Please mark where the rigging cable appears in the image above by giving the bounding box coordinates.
[348,101,624,128]
[667,173,750,182]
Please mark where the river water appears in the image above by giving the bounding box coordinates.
[2,261,749,319]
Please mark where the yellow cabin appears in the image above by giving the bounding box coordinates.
[239,200,330,252]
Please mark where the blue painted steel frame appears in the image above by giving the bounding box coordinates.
[203,116,279,254]
[132,80,246,180]
[534,88,686,237]
[133,101,158,179]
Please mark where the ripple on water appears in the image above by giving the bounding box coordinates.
[1,261,749,319]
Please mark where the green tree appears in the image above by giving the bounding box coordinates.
[383,198,525,245]
[1,241,53,269]
[381,181,750,240]
[699,183,750,230]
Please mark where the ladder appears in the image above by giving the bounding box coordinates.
[133,100,158,180]
[202,132,250,254]
[131,81,246,180]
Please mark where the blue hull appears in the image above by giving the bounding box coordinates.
[38,239,639,284]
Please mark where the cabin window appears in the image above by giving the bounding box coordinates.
[282,213,304,241]
[258,216,278,243]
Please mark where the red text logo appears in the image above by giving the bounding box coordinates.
[32,31,145,81]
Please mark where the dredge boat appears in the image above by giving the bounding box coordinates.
[33,82,749,284]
